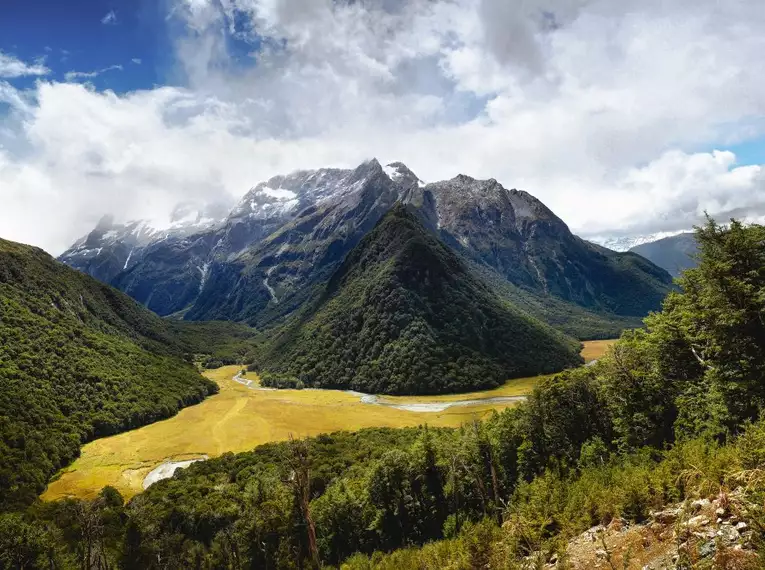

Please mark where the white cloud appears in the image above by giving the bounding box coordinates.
[0,52,50,78]
[131,58,142,65]
[64,65,123,82]
[101,10,117,25]
[562,150,765,240]
[2,0,765,255]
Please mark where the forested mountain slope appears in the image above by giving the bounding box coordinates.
[258,204,583,394]
[0,239,217,509]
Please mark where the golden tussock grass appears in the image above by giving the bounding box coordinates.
[580,339,617,362]
[42,340,613,501]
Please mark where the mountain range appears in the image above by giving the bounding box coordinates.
[593,230,692,252]
[59,200,232,284]
[59,159,674,339]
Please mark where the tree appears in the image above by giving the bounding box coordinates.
[649,218,765,436]
[286,435,320,569]
[0,514,57,570]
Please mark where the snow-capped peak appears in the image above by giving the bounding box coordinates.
[60,200,230,264]
[589,229,692,252]
[383,161,424,188]
[260,187,298,200]
[230,162,394,222]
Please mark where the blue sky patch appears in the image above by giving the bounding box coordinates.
[1,0,174,92]
[725,137,765,167]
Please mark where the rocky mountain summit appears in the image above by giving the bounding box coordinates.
[59,201,231,285]
[403,174,672,318]
[60,159,673,336]
[187,159,407,323]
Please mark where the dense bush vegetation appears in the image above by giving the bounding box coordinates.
[10,416,765,569]
[260,205,583,395]
[0,239,218,510]
[344,423,765,569]
[259,370,305,389]
[166,320,258,366]
[1,217,763,568]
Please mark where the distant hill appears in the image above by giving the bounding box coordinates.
[0,238,217,509]
[258,204,583,395]
[630,233,698,277]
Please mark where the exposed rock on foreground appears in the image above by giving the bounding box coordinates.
[528,489,759,569]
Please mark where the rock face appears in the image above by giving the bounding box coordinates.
[59,159,673,334]
[403,176,674,317]
[630,233,698,278]
[259,204,583,395]
[187,159,408,324]
[111,231,222,317]
[59,201,231,300]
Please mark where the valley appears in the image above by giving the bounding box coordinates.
[3,4,764,565]
[42,340,614,501]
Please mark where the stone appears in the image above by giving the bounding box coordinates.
[584,525,606,542]
[652,508,680,524]
[693,529,716,540]
[715,507,726,517]
[699,541,716,558]
[736,521,748,531]
[607,517,626,532]
[686,515,710,528]
[692,498,711,512]
[717,524,740,543]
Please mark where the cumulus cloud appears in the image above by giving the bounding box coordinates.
[101,10,117,25]
[562,151,765,240]
[2,0,765,254]
[64,64,124,82]
[0,52,50,78]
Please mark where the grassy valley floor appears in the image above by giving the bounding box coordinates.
[42,340,615,501]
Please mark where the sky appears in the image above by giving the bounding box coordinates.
[1,0,765,255]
